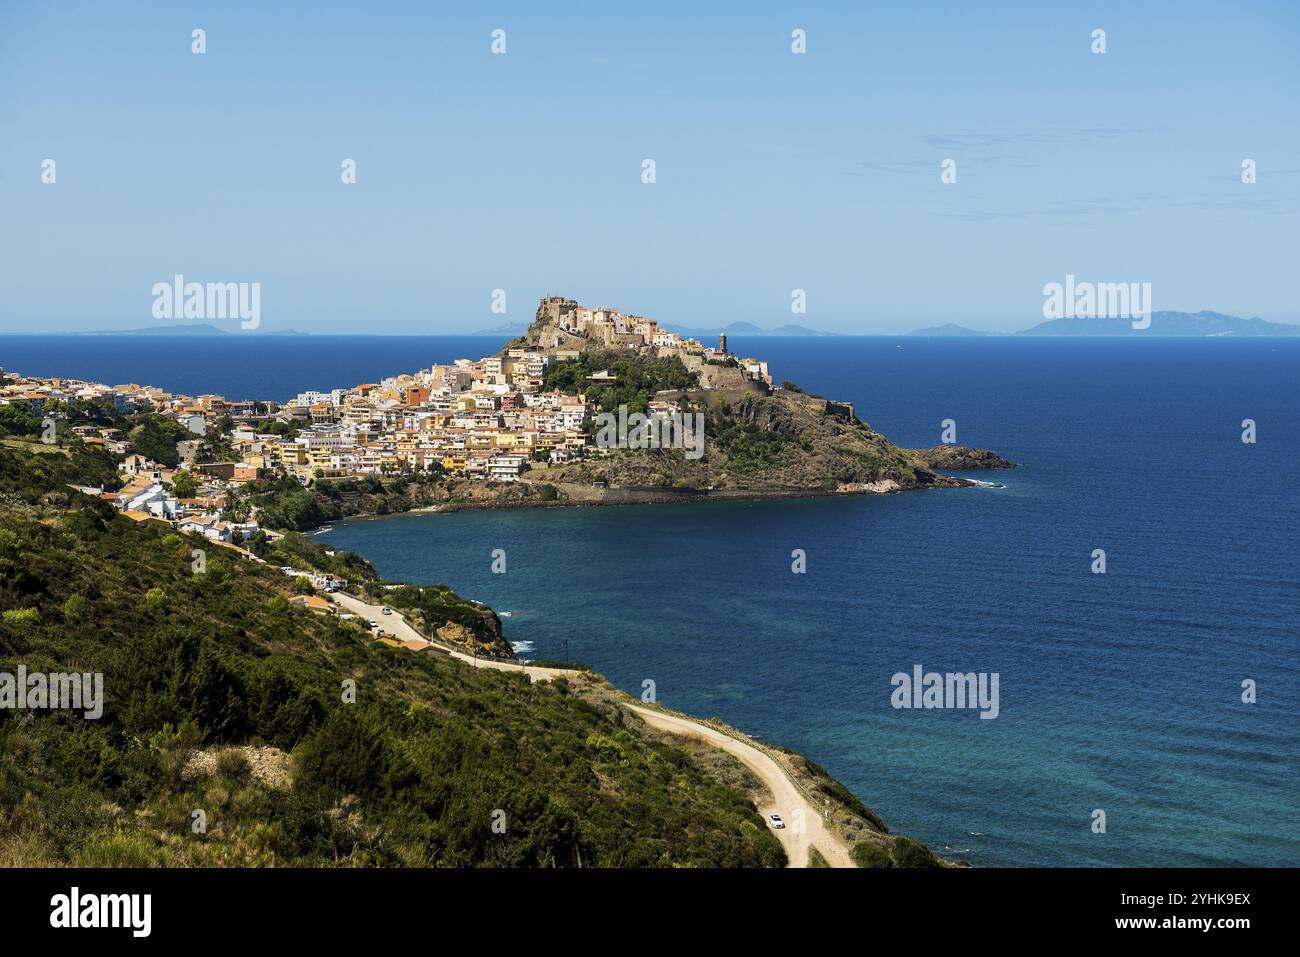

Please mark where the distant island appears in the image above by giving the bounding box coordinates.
[907,323,997,337]
[664,320,838,338]
[71,324,311,336]
[1018,310,1300,337]
[908,310,1300,337]
[41,309,1298,339]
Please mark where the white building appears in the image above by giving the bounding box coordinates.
[486,454,528,482]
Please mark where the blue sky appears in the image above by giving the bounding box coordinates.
[1,0,1297,334]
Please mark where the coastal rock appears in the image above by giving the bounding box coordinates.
[435,617,514,660]
[905,446,1018,470]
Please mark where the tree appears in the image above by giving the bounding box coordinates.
[171,470,198,498]
[127,417,189,467]
[0,403,41,437]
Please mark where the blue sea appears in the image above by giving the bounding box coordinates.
[7,334,1297,867]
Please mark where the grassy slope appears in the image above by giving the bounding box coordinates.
[0,440,785,867]
[1,414,952,869]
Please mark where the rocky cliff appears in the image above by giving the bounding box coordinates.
[905,447,1018,470]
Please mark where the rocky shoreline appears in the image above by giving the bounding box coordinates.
[905,446,1019,470]
[305,447,1017,531]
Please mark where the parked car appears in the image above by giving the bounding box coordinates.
[769,813,785,829]
[381,607,392,615]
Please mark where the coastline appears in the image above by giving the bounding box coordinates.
[302,471,984,532]
[311,467,1023,865]
[328,584,942,868]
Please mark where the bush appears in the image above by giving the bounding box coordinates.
[2,607,40,626]
[852,841,893,868]
[62,594,89,622]
[72,833,169,868]
[215,748,252,783]
[892,836,941,868]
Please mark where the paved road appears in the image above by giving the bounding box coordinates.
[628,704,856,868]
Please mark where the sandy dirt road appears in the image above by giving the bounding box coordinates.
[331,591,855,867]
[330,591,580,683]
[627,704,856,868]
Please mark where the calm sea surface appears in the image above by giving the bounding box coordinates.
[7,334,1297,866]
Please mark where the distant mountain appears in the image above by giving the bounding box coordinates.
[71,324,313,336]
[664,321,838,338]
[1018,310,1300,337]
[77,323,230,336]
[908,323,997,337]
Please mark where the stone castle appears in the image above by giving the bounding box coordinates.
[529,296,772,392]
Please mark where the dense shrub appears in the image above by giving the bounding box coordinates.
[892,836,942,868]
[852,841,894,868]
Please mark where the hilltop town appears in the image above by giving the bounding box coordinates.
[0,296,1006,538]
[522,295,771,389]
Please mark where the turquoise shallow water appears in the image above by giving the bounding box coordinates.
[319,337,1300,867]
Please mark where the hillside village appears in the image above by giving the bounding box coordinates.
[0,296,775,544]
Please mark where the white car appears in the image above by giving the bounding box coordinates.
[381,607,392,615]
[769,813,785,829]
[369,619,378,629]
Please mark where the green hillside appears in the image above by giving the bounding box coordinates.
[0,440,785,867]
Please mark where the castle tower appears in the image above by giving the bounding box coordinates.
[719,333,728,355]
